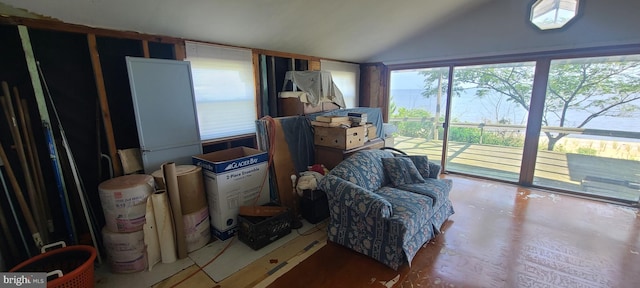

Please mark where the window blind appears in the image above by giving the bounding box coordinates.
[186,41,256,140]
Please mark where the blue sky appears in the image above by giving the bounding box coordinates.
[390,70,424,90]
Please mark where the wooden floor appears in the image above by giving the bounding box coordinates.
[268,174,640,288]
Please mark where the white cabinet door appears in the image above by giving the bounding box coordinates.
[126,57,202,173]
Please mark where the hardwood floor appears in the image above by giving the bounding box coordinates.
[268,174,640,288]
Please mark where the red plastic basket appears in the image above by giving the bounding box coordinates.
[10,242,97,288]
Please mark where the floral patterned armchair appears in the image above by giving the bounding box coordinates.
[318,149,454,270]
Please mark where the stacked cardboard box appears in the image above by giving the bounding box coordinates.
[312,115,365,150]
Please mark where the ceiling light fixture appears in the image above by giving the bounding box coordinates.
[530,0,580,30]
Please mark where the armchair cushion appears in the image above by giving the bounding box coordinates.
[397,178,453,206]
[406,155,431,179]
[394,154,440,179]
[382,157,425,186]
[320,174,392,218]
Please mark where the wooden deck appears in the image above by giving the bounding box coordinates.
[392,136,640,203]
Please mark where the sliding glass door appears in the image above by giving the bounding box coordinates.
[387,68,449,164]
[445,62,535,182]
[533,55,640,202]
[387,49,640,204]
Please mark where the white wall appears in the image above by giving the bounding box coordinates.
[371,0,640,64]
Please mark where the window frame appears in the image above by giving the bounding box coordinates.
[386,43,640,204]
[185,41,258,141]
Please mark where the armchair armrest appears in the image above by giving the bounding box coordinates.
[319,175,392,218]
[428,161,441,178]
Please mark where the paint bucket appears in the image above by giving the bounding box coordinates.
[98,174,154,232]
[102,227,147,273]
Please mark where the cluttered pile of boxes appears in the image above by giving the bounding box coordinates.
[98,146,287,274]
[311,112,378,150]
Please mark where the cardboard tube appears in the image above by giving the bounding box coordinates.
[176,166,207,214]
[162,162,187,259]
[143,196,160,270]
[151,190,176,263]
[153,165,207,214]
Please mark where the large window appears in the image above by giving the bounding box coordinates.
[388,49,640,204]
[533,55,640,202]
[447,62,535,182]
[321,60,359,108]
[186,41,256,140]
[388,68,449,164]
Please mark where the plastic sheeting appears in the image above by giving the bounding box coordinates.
[262,108,384,174]
[281,71,346,108]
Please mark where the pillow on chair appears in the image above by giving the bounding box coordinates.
[382,157,425,186]
[393,154,431,179]
[406,155,430,179]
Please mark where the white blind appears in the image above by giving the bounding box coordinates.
[321,60,360,108]
[186,41,256,140]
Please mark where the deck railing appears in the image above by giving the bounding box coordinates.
[388,117,640,142]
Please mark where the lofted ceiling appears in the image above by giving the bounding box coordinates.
[0,0,492,63]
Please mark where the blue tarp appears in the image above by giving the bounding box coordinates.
[279,107,384,173]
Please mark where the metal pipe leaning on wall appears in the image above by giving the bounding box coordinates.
[1,82,46,247]
[0,131,43,249]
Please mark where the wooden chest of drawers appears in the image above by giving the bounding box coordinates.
[315,138,384,169]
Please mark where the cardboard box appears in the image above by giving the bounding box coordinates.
[365,123,377,140]
[192,147,271,240]
[314,126,365,150]
[315,115,349,123]
[384,137,394,147]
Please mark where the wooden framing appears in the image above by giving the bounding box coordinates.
[174,42,186,60]
[308,60,321,71]
[142,40,150,58]
[359,63,388,120]
[253,52,262,119]
[0,16,183,44]
[1,14,372,155]
[87,34,122,176]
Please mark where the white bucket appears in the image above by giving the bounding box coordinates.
[102,227,147,273]
[98,174,154,232]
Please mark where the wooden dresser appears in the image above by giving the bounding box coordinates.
[315,138,385,169]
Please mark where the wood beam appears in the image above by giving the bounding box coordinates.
[174,42,186,60]
[308,60,321,71]
[87,34,122,177]
[142,40,150,58]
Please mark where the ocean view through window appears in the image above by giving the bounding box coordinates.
[388,52,640,204]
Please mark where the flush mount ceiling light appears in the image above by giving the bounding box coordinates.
[530,0,580,30]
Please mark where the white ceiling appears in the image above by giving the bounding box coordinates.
[0,0,492,63]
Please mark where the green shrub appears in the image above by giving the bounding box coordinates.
[390,108,437,138]
[577,147,597,156]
